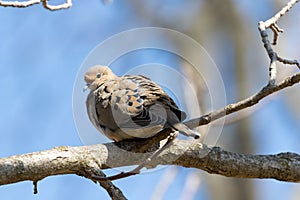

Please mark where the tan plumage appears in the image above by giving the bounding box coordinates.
[84,65,200,142]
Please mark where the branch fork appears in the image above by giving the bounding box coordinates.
[258,0,300,86]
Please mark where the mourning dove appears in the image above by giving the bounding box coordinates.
[84,65,200,142]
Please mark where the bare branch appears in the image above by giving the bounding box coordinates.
[258,0,299,85]
[270,23,283,45]
[0,141,300,185]
[185,72,300,129]
[0,145,128,199]
[263,0,298,28]
[0,0,72,10]
[0,0,39,7]
[97,171,128,200]
[277,56,300,68]
[41,0,72,11]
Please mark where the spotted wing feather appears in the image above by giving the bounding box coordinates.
[93,75,168,134]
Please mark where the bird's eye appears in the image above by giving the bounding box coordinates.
[96,73,101,78]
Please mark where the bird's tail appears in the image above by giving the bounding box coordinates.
[171,123,200,139]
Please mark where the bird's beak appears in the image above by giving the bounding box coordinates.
[83,83,90,92]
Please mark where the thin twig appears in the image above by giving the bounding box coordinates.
[41,0,71,11]
[97,171,128,200]
[33,180,38,194]
[0,0,72,10]
[0,0,40,7]
[270,24,283,45]
[277,56,300,68]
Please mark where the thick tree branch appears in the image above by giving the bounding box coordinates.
[0,145,127,199]
[1,140,300,186]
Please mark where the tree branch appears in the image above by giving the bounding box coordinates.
[258,0,299,85]
[1,140,300,185]
[0,0,72,10]
[0,0,40,7]
[0,145,128,199]
[185,72,300,129]
[97,172,128,200]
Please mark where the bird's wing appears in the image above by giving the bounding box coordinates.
[123,75,187,123]
[93,76,167,131]
[124,75,201,139]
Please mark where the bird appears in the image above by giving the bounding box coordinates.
[84,65,200,142]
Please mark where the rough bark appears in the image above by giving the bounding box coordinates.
[1,140,300,186]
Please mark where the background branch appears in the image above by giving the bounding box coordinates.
[258,0,299,85]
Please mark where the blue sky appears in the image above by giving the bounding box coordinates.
[0,1,300,200]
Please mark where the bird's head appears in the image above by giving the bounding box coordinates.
[84,65,116,92]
